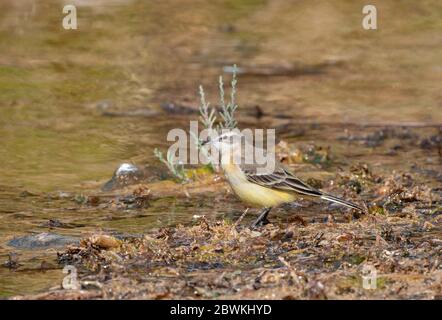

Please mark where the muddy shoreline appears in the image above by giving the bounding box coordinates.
[9,146,442,299]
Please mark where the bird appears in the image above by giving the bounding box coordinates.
[202,130,365,227]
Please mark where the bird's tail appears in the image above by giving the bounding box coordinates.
[320,193,365,212]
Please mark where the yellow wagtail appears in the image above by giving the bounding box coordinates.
[203,131,365,227]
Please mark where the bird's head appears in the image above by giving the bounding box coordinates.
[202,130,243,154]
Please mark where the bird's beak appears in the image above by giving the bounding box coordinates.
[201,137,211,146]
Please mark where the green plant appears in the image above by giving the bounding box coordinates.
[153,148,187,182]
[195,64,239,167]
[154,65,239,181]
[218,64,238,130]
[198,84,217,133]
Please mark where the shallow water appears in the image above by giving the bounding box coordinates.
[0,0,441,297]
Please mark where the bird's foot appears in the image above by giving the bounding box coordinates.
[250,216,270,229]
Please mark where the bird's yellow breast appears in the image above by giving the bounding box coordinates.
[222,163,295,207]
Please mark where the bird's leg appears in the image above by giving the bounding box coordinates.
[251,207,272,228]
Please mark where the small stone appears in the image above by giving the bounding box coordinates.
[89,235,120,250]
[102,163,145,191]
[8,233,78,249]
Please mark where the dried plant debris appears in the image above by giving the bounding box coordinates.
[334,163,382,196]
[20,203,439,300]
[419,133,441,151]
[277,141,331,167]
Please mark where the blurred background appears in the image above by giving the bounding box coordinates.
[0,0,441,297]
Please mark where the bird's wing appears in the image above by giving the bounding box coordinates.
[243,166,323,197]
